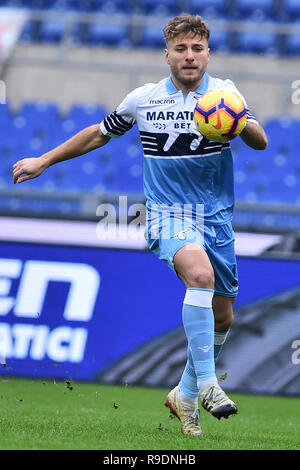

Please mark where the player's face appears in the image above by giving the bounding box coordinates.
[165,33,210,92]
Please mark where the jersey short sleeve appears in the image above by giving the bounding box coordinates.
[100,87,140,138]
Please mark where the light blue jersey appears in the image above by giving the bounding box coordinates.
[100,73,258,225]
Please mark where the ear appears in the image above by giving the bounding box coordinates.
[207,47,210,64]
[165,48,170,65]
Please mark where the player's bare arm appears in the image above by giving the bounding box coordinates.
[240,120,268,150]
[13,124,110,184]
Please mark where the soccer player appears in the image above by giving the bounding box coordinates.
[13,14,267,436]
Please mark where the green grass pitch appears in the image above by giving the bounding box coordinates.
[0,377,299,450]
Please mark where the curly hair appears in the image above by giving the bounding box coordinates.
[163,13,210,44]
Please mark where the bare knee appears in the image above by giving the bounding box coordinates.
[213,295,235,331]
[179,266,215,289]
[215,311,234,331]
[173,243,214,290]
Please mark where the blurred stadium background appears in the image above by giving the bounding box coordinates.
[0,0,299,396]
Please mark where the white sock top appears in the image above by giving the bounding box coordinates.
[184,288,214,308]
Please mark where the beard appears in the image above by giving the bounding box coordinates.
[170,64,206,89]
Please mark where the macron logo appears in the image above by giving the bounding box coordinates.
[149,99,175,105]
[197,345,212,353]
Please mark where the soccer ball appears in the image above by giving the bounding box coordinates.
[194,89,247,142]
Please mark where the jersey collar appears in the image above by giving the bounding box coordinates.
[166,73,210,95]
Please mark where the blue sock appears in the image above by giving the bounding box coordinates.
[179,345,199,398]
[179,288,216,395]
[214,330,229,362]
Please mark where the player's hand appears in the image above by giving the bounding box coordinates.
[13,157,46,184]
